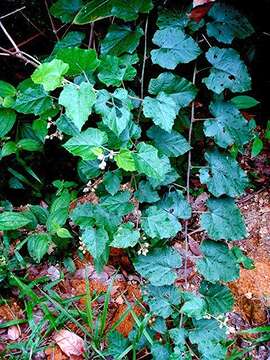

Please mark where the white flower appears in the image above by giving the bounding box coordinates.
[97,154,104,161]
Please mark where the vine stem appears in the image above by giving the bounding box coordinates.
[183,63,197,289]
[44,0,59,40]
[140,16,148,99]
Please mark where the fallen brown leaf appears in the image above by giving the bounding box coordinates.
[54,330,85,357]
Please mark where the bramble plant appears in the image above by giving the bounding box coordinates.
[0,0,262,359]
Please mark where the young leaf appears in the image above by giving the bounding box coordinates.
[107,331,129,358]
[199,281,234,315]
[47,190,70,232]
[98,54,137,87]
[196,240,240,282]
[151,28,201,69]
[50,0,83,23]
[101,24,143,56]
[0,109,16,138]
[144,285,181,318]
[207,3,254,44]
[199,149,248,197]
[13,85,53,115]
[200,197,247,241]
[0,212,30,230]
[134,247,182,286]
[27,233,51,263]
[204,100,252,148]
[147,126,191,157]
[110,222,140,248]
[231,246,255,270]
[231,95,260,109]
[133,142,171,181]
[55,47,100,76]
[114,149,136,171]
[64,128,108,160]
[141,205,181,239]
[59,82,96,131]
[203,47,251,94]
[31,59,69,91]
[94,89,133,136]
[143,93,178,132]
[134,180,160,203]
[148,72,198,111]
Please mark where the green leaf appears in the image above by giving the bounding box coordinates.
[157,190,192,220]
[100,191,134,216]
[55,47,99,76]
[103,171,121,195]
[207,3,254,44]
[199,149,248,197]
[147,126,191,157]
[31,59,69,91]
[0,80,16,97]
[181,292,207,320]
[151,343,170,360]
[0,109,16,137]
[17,139,42,152]
[251,136,263,158]
[115,148,136,171]
[70,203,95,228]
[134,247,182,286]
[199,281,234,315]
[51,32,85,55]
[13,85,53,115]
[50,0,83,23]
[107,331,129,358]
[1,141,16,158]
[74,0,112,24]
[157,8,189,30]
[111,0,153,21]
[64,128,108,160]
[134,180,160,203]
[151,28,201,69]
[200,197,247,241]
[144,284,181,318]
[204,100,252,148]
[203,47,251,94]
[110,222,140,248]
[56,227,72,238]
[55,114,80,136]
[196,240,240,282]
[141,205,181,239]
[133,142,171,181]
[94,89,133,136]
[98,54,137,87]
[101,24,143,56]
[0,212,30,230]
[59,82,96,131]
[231,95,260,109]
[169,328,186,347]
[143,93,178,132]
[148,72,198,111]
[231,246,255,270]
[81,226,109,259]
[189,319,227,360]
[47,190,70,232]
[27,233,51,263]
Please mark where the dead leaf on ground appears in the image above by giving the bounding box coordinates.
[54,330,85,357]
[7,325,20,340]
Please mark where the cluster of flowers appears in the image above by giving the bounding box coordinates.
[45,118,63,140]
[97,150,115,170]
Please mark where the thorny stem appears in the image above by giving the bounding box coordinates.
[44,0,59,40]
[88,23,95,49]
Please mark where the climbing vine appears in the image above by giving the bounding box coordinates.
[0,1,260,358]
